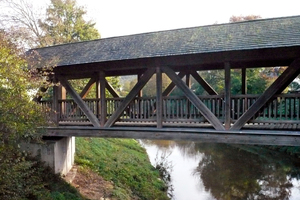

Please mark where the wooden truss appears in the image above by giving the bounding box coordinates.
[51,58,300,131]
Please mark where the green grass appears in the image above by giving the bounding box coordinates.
[75,137,169,200]
[0,148,86,200]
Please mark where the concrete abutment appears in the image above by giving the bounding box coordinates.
[21,136,75,175]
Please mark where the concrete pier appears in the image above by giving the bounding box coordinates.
[21,137,75,175]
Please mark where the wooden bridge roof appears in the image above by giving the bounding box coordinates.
[32,15,300,77]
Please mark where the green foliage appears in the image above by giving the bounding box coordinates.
[37,0,120,98]
[69,76,121,99]
[0,30,84,200]
[0,149,85,200]
[142,74,171,97]
[39,0,100,46]
[75,138,169,200]
[192,69,268,95]
[0,31,45,145]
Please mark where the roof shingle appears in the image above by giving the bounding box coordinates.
[32,15,300,67]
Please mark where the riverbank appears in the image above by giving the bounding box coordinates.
[75,137,169,200]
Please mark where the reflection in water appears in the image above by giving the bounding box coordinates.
[141,140,300,200]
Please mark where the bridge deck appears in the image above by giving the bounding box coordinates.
[45,126,300,146]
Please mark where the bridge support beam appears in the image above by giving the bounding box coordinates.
[224,62,231,130]
[99,71,107,127]
[162,71,186,96]
[191,71,218,95]
[105,68,155,127]
[156,67,163,128]
[162,66,225,131]
[21,137,75,175]
[59,76,101,127]
[52,84,59,125]
[80,77,97,99]
[231,58,300,130]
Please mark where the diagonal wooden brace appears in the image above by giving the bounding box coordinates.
[105,79,119,98]
[190,71,218,95]
[80,77,97,98]
[162,66,225,131]
[58,76,101,128]
[162,71,186,96]
[104,68,155,127]
[231,58,300,130]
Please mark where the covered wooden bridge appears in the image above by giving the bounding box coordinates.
[34,15,300,145]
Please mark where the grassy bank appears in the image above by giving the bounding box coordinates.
[0,148,86,200]
[75,137,169,200]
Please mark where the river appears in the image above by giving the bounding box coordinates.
[140,140,300,200]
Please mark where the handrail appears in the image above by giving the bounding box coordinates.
[39,93,300,128]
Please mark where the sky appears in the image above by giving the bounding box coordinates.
[33,0,300,38]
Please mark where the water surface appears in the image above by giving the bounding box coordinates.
[141,140,300,200]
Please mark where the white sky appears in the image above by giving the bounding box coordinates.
[33,0,300,38]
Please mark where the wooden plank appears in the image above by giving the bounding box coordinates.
[231,59,300,130]
[105,80,119,98]
[80,77,97,99]
[104,68,155,127]
[156,67,163,128]
[162,66,225,130]
[186,73,191,88]
[137,73,143,97]
[242,68,247,95]
[162,71,185,96]
[58,76,101,128]
[191,71,218,95]
[100,71,107,127]
[224,62,231,130]
[52,85,59,125]
[45,127,300,146]
[242,68,248,110]
[59,86,66,116]
[96,75,100,118]
[186,73,191,117]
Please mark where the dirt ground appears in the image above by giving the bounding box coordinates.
[64,165,115,200]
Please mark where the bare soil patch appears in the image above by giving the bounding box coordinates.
[64,165,115,200]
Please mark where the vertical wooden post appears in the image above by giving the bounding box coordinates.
[52,84,59,125]
[242,68,248,111]
[162,67,225,130]
[156,67,163,128]
[242,68,247,95]
[137,73,143,119]
[58,77,101,127]
[100,71,106,127]
[96,75,100,119]
[186,73,191,118]
[58,86,67,116]
[105,68,155,127]
[137,73,143,97]
[225,62,231,130]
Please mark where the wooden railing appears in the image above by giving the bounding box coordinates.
[231,93,300,123]
[40,93,300,127]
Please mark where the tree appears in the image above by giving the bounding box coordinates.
[0,30,50,199]
[0,31,45,144]
[39,0,100,46]
[1,0,100,47]
[0,0,44,48]
[229,15,262,22]
[37,0,119,98]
